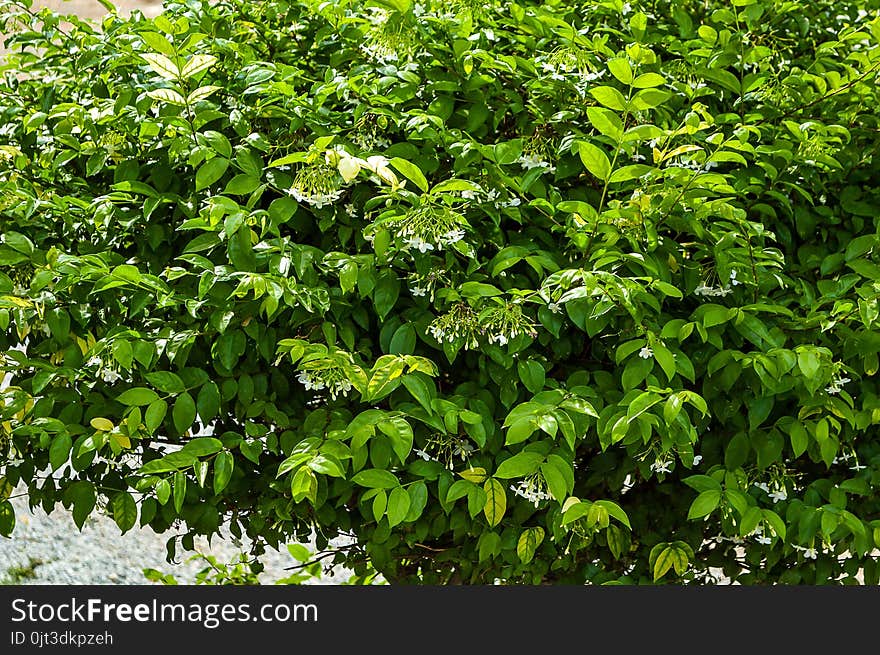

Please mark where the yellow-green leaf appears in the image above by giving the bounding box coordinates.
[516,526,545,563]
[459,466,488,483]
[90,417,114,432]
[483,478,506,527]
[142,52,180,80]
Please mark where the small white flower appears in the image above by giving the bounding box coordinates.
[755,535,772,545]
[804,547,817,559]
[414,448,432,461]
[753,482,770,493]
[547,302,561,314]
[650,459,672,474]
[692,455,703,466]
[850,463,867,472]
[402,236,435,253]
[639,346,653,359]
[101,368,122,384]
[439,228,466,246]
[87,356,103,367]
[410,286,427,297]
[769,489,787,503]
[621,2,632,14]
[729,269,741,286]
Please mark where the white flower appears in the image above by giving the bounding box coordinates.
[639,346,653,359]
[87,356,103,367]
[516,154,555,172]
[769,489,787,503]
[850,463,867,472]
[488,333,509,346]
[402,236,435,253]
[510,478,552,507]
[439,228,466,246]
[804,547,817,559]
[650,459,672,474]
[547,302,561,314]
[621,2,632,14]
[729,269,741,286]
[753,482,770,493]
[825,373,851,395]
[296,371,325,391]
[692,455,702,466]
[410,286,427,297]
[414,448,432,461]
[101,369,122,384]
[755,534,772,545]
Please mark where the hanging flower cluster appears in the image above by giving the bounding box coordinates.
[428,303,483,349]
[480,301,538,346]
[391,202,468,253]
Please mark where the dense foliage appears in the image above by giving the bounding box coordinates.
[1,0,880,584]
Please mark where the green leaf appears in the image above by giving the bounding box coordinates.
[195,158,229,191]
[181,54,217,79]
[147,88,186,106]
[586,106,624,141]
[145,399,167,434]
[789,421,809,458]
[181,437,223,457]
[145,371,186,394]
[365,357,407,402]
[224,174,262,196]
[111,492,138,534]
[173,471,186,513]
[483,478,507,527]
[607,58,633,84]
[386,486,411,527]
[142,52,180,80]
[352,469,400,489]
[540,462,567,502]
[308,454,346,478]
[196,382,221,423]
[213,452,234,494]
[594,500,632,529]
[378,416,413,464]
[187,85,222,104]
[405,482,428,522]
[373,270,400,321]
[69,481,97,530]
[172,392,197,434]
[117,388,160,406]
[495,452,544,479]
[632,72,665,88]
[49,433,72,471]
[389,158,429,193]
[687,490,722,519]
[517,360,546,394]
[516,526,545,564]
[653,343,676,381]
[653,544,689,581]
[0,500,15,537]
[141,30,175,55]
[589,86,627,111]
[608,164,654,183]
[577,141,612,181]
[797,350,821,379]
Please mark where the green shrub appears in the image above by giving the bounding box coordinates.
[1,0,880,584]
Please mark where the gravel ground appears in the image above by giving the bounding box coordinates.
[0,490,354,585]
